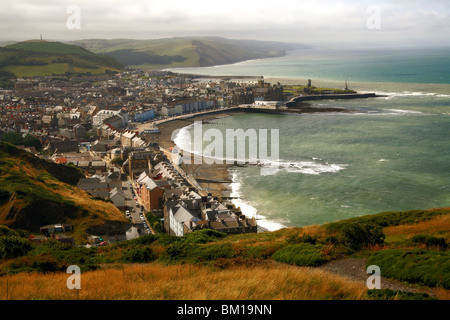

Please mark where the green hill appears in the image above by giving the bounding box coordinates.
[0,40,124,77]
[69,37,308,70]
[0,142,128,243]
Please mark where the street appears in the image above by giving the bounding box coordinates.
[122,178,153,235]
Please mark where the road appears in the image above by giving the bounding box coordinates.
[122,179,154,235]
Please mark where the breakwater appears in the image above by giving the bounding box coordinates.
[285,93,379,107]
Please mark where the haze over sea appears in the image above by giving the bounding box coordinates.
[170,48,450,231]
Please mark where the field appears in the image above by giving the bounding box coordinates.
[69,37,298,70]
[0,40,124,77]
[0,206,449,300]
[0,263,368,300]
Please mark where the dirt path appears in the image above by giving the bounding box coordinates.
[318,258,437,297]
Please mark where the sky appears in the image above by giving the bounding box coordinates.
[1,0,449,48]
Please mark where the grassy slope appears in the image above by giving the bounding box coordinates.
[69,37,296,70]
[0,40,124,77]
[0,204,448,300]
[0,142,128,243]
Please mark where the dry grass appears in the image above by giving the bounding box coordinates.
[384,214,450,241]
[0,263,368,300]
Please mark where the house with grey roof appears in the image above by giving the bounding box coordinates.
[110,187,125,209]
[168,204,198,237]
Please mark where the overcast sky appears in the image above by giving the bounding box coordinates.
[1,0,449,48]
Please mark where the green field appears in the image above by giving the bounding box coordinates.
[69,37,304,70]
[0,40,124,77]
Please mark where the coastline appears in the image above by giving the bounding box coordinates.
[154,110,284,232]
[154,111,241,199]
[146,72,450,231]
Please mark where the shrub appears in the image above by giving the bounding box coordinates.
[340,222,385,251]
[33,239,72,253]
[145,212,162,234]
[160,242,233,263]
[324,236,339,245]
[0,225,17,237]
[114,234,159,248]
[0,235,32,260]
[7,254,68,274]
[244,244,281,259]
[121,245,156,263]
[412,235,448,249]
[367,249,450,289]
[154,233,182,246]
[188,243,233,262]
[287,234,318,245]
[367,289,437,300]
[161,242,192,262]
[184,229,228,244]
[271,243,329,267]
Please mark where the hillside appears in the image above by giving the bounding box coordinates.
[0,142,128,242]
[0,40,124,77]
[0,201,448,300]
[69,37,308,70]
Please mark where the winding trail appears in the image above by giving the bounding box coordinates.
[318,258,438,298]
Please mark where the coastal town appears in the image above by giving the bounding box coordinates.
[0,70,299,244]
[0,69,371,246]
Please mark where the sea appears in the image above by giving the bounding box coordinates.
[168,48,450,231]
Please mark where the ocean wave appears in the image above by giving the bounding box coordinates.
[384,108,425,115]
[174,125,347,176]
[363,90,450,99]
[257,158,347,175]
[230,170,287,231]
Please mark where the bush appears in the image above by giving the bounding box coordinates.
[30,241,99,270]
[161,242,192,262]
[188,243,233,262]
[160,242,233,263]
[412,235,448,249]
[271,243,329,267]
[287,234,318,245]
[33,239,72,253]
[367,249,450,289]
[145,212,162,234]
[7,254,68,274]
[367,289,437,300]
[184,229,228,244]
[121,245,156,263]
[0,225,17,237]
[340,222,385,251]
[0,235,32,260]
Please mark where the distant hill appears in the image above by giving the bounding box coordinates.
[0,40,124,77]
[0,142,128,243]
[69,37,309,70]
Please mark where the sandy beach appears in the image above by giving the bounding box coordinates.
[153,111,243,198]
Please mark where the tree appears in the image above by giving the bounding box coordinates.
[341,222,385,251]
[121,245,155,263]
[0,235,32,260]
[3,132,42,151]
